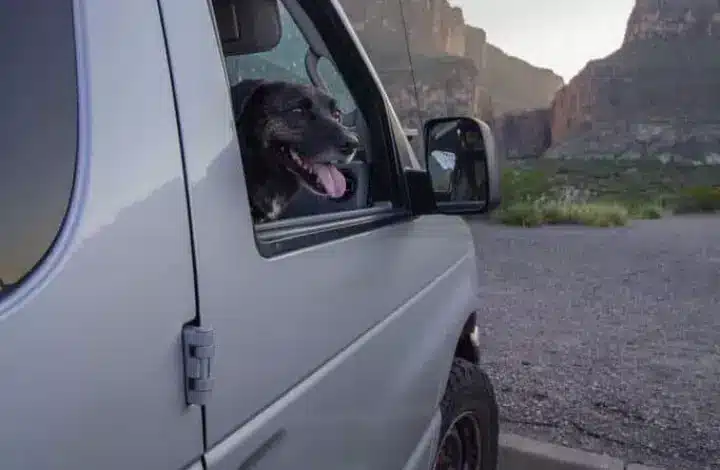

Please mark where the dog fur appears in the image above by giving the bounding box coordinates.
[232,79,359,223]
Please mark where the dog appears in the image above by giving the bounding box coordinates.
[449,126,485,201]
[232,79,360,223]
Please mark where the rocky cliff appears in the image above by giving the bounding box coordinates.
[485,44,563,116]
[624,0,720,43]
[547,0,720,163]
[338,0,563,150]
[492,109,553,159]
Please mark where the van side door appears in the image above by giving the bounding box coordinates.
[160,0,479,468]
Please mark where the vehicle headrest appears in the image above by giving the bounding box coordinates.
[213,0,281,55]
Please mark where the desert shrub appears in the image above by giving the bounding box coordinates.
[494,202,544,227]
[494,200,629,227]
[496,166,632,227]
[500,167,552,204]
[671,185,720,213]
[630,203,665,219]
[542,202,628,227]
[604,197,665,219]
[564,203,629,227]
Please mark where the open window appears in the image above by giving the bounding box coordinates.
[211,0,407,255]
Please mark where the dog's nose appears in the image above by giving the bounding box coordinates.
[339,131,360,156]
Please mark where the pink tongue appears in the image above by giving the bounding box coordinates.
[311,163,346,198]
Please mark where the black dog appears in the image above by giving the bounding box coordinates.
[232,79,359,223]
[449,125,486,201]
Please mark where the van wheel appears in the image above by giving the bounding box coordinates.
[433,358,499,470]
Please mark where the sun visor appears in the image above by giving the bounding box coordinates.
[213,0,281,55]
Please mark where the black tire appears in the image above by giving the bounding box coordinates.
[434,358,499,470]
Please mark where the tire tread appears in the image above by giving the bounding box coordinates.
[437,358,499,470]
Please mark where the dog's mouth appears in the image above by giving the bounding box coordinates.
[286,150,346,198]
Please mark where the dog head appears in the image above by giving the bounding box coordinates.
[238,80,360,200]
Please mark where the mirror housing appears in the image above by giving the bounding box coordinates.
[423,116,501,214]
[404,169,438,216]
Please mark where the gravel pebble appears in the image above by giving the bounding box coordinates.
[469,215,720,470]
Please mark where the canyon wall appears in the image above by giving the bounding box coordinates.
[624,0,720,44]
[339,0,720,165]
[338,0,564,158]
[492,109,553,160]
[484,44,563,116]
[546,0,720,163]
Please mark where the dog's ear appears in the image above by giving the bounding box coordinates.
[232,79,274,152]
[230,79,268,124]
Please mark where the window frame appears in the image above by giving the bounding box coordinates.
[208,0,414,258]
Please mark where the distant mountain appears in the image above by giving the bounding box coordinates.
[336,0,564,136]
[484,43,563,115]
[547,0,720,163]
[491,0,720,163]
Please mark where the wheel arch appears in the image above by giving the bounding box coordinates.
[453,311,480,365]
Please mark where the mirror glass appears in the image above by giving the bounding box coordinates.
[425,118,489,205]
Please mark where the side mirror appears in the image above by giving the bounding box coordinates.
[423,117,501,214]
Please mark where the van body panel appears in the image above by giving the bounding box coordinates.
[198,244,478,469]
[402,410,443,470]
[0,0,204,468]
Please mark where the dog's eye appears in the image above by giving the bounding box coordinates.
[329,100,341,121]
[289,98,312,115]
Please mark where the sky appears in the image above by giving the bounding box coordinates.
[449,0,636,82]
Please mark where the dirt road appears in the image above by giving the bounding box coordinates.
[469,215,720,470]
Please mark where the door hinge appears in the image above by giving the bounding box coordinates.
[182,324,215,407]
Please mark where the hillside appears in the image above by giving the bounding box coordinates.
[485,43,563,115]
[547,0,720,163]
[337,0,564,136]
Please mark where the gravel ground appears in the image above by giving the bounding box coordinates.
[468,215,720,470]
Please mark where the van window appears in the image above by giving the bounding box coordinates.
[0,1,78,297]
[217,0,400,235]
[224,5,312,86]
[225,4,358,115]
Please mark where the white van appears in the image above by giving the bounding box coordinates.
[0,0,502,469]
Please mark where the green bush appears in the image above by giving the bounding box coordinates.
[630,204,665,220]
[494,200,629,227]
[500,168,552,204]
[563,203,629,227]
[495,160,720,226]
[609,198,665,220]
[496,167,632,227]
[672,186,720,214]
[494,202,544,227]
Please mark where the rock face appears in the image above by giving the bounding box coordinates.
[624,0,720,43]
[338,0,563,159]
[492,109,552,160]
[547,0,720,163]
[339,0,486,159]
[485,44,563,116]
[342,0,466,58]
[374,55,494,143]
